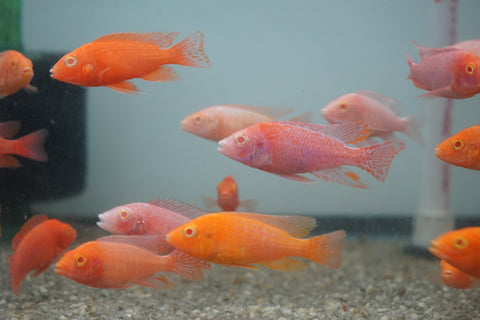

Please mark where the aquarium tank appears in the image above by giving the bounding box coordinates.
[1,1,480,319]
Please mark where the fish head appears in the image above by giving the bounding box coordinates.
[440,260,476,289]
[54,242,103,285]
[452,54,480,97]
[216,175,238,211]
[50,46,96,85]
[218,126,272,168]
[434,125,480,169]
[180,110,219,141]
[2,50,34,89]
[321,93,364,124]
[166,218,216,261]
[97,205,140,235]
[429,227,480,276]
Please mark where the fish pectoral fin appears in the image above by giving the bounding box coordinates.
[106,81,141,94]
[23,84,38,94]
[260,257,307,272]
[311,168,369,189]
[0,155,21,168]
[274,173,315,184]
[141,66,181,82]
[136,274,176,289]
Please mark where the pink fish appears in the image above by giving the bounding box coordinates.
[218,121,405,188]
[97,199,206,252]
[453,39,480,57]
[321,91,422,144]
[405,41,480,99]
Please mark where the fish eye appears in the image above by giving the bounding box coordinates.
[64,56,77,67]
[74,253,87,267]
[119,209,129,220]
[465,62,476,75]
[193,114,204,125]
[64,227,72,235]
[10,60,18,70]
[234,134,249,146]
[452,236,469,249]
[338,101,348,111]
[184,226,197,238]
[452,139,464,150]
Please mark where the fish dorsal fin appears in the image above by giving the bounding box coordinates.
[219,105,294,119]
[279,121,372,144]
[355,91,402,116]
[93,32,180,49]
[148,198,208,220]
[97,235,171,255]
[413,41,461,60]
[229,212,317,238]
[0,121,20,138]
[12,214,49,252]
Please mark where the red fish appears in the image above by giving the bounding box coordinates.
[405,41,480,99]
[54,235,210,289]
[440,260,476,289]
[0,50,37,98]
[321,91,422,144]
[0,121,48,168]
[203,175,258,211]
[218,121,405,188]
[429,227,480,279]
[50,31,210,94]
[434,124,480,170]
[7,215,77,295]
[166,212,345,271]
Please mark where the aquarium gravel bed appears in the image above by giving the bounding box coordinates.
[1,222,479,320]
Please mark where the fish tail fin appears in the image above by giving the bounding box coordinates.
[404,52,416,80]
[303,230,346,269]
[359,140,405,182]
[171,31,211,68]
[15,129,48,162]
[404,113,424,146]
[7,255,24,296]
[166,249,210,281]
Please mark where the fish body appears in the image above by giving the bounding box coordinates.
[97,199,207,253]
[0,121,48,168]
[166,212,345,271]
[434,124,480,170]
[54,235,210,289]
[440,260,476,289]
[181,105,294,141]
[429,227,480,279]
[7,215,76,295]
[0,50,37,98]
[218,121,405,188]
[405,42,480,99]
[321,91,421,143]
[50,31,210,94]
[203,175,258,211]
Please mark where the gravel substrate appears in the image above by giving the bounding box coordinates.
[1,222,480,320]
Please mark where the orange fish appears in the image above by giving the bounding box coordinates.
[434,124,480,170]
[405,41,480,99]
[203,175,258,211]
[50,31,210,94]
[7,214,76,295]
[0,50,37,98]
[218,121,405,188]
[0,121,48,168]
[166,212,345,271]
[181,104,312,142]
[440,260,476,289]
[55,235,210,289]
[429,227,480,279]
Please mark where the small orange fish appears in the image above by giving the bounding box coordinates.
[0,50,37,98]
[440,260,476,289]
[429,227,480,279]
[55,235,210,289]
[166,212,345,271]
[203,175,258,211]
[0,121,48,168]
[435,124,480,170]
[7,215,76,295]
[405,41,480,99]
[50,31,210,94]
[218,121,405,188]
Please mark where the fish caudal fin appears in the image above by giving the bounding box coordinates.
[404,114,424,146]
[171,31,211,68]
[359,140,405,182]
[16,129,48,162]
[166,249,210,281]
[303,230,346,269]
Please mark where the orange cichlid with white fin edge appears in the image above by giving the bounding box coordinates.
[50,31,210,94]
[166,212,345,271]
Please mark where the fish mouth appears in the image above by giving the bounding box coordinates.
[22,68,33,77]
[54,262,65,275]
[217,140,226,154]
[434,148,443,158]
[428,240,447,260]
[96,214,114,233]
